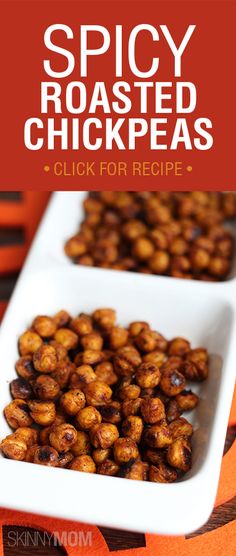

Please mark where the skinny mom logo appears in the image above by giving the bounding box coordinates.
[6,528,92,548]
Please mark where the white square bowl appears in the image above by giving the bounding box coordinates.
[24,191,236,281]
[0,265,236,535]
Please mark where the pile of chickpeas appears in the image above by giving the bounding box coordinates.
[0,309,208,482]
[65,192,236,280]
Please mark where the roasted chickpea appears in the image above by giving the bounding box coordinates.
[32,316,56,338]
[175,390,199,411]
[149,228,168,250]
[144,448,164,466]
[144,423,172,448]
[168,338,190,356]
[149,462,177,483]
[64,236,88,258]
[15,356,36,381]
[132,237,155,261]
[84,381,112,407]
[113,437,139,464]
[70,365,96,389]
[58,451,74,468]
[25,444,39,463]
[52,360,75,389]
[75,406,102,430]
[135,330,158,353]
[54,328,78,350]
[70,455,96,473]
[122,398,142,417]
[92,448,111,465]
[90,423,119,449]
[114,346,142,376]
[100,401,122,424]
[181,360,208,381]
[0,434,28,461]
[136,362,161,389]
[14,426,39,447]
[49,340,68,361]
[29,400,56,426]
[70,315,93,336]
[167,437,192,472]
[34,375,60,401]
[122,415,143,443]
[92,308,116,330]
[123,460,146,481]
[169,417,193,439]
[143,351,166,367]
[82,350,103,365]
[53,310,71,328]
[194,236,215,254]
[128,321,150,337]
[95,361,118,386]
[119,384,141,401]
[97,459,119,476]
[33,345,58,373]
[81,332,103,351]
[108,327,129,350]
[148,251,170,274]
[49,423,77,453]
[34,445,59,467]
[71,431,91,456]
[19,331,43,356]
[10,378,33,400]
[208,257,230,278]
[122,219,147,241]
[216,238,234,258]
[160,369,186,396]
[170,238,188,256]
[4,399,33,429]
[166,399,182,423]
[141,398,165,424]
[60,389,86,416]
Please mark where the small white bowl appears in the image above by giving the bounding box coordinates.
[0,264,236,535]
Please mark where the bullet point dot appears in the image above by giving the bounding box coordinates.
[44,165,50,172]
[186,165,192,172]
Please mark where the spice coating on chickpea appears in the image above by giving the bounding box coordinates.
[4,399,33,429]
[54,328,78,350]
[136,362,161,389]
[160,369,186,396]
[84,381,112,407]
[49,423,77,452]
[33,345,58,373]
[141,397,165,424]
[10,378,33,400]
[60,389,86,416]
[113,437,139,464]
[75,406,102,430]
[29,400,56,426]
[19,331,43,356]
[71,431,91,456]
[122,416,143,443]
[15,356,36,381]
[70,455,96,473]
[34,375,60,401]
[1,307,209,484]
[34,446,59,467]
[90,423,119,449]
[33,316,57,338]
[167,437,192,472]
